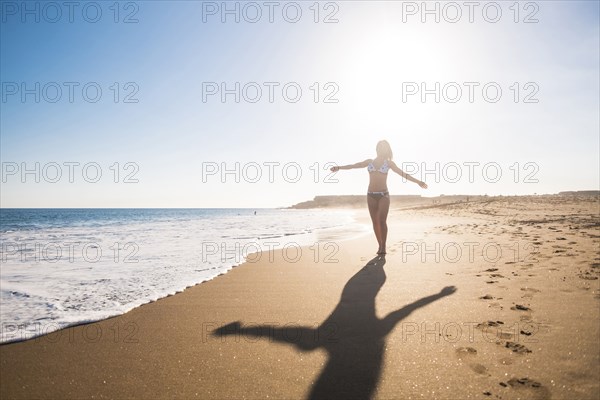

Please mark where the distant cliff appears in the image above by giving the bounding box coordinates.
[289,191,599,209]
[558,191,599,196]
[288,195,478,209]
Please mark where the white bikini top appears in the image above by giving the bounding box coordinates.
[367,159,390,174]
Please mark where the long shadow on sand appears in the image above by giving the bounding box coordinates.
[213,256,456,400]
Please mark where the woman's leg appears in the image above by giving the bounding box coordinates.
[377,196,390,254]
[367,196,382,252]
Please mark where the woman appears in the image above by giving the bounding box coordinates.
[331,140,427,255]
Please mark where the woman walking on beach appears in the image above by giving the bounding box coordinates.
[331,140,427,255]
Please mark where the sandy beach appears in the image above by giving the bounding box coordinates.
[1,195,598,400]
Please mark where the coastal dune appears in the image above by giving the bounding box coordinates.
[1,195,598,399]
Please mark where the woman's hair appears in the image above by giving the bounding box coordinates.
[376,140,393,160]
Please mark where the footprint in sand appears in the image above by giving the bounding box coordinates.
[502,378,551,400]
[520,288,540,299]
[519,315,533,322]
[455,347,490,376]
[505,341,532,353]
[578,273,598,280]
[510,304,531,311]
[478,320,522,342]
[497,331,514,340]
[455,346,477,357]
[498,357,513,365]
[476,320,504,328]
[469,363,489,375]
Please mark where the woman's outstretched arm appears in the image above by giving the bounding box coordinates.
[389,160,428,188]
[330,159,371,172]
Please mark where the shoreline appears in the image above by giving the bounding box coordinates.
[0,209,370,345]
[1,197,598,399]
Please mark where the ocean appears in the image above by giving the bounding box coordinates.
[0,208,367,343]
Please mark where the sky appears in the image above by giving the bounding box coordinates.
[1,0,599,208]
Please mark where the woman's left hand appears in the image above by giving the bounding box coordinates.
[418,181,428,189]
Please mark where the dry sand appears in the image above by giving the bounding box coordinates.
[1,195,598,399]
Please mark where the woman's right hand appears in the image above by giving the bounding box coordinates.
[330,166,340,172]
[440,286,457,296]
